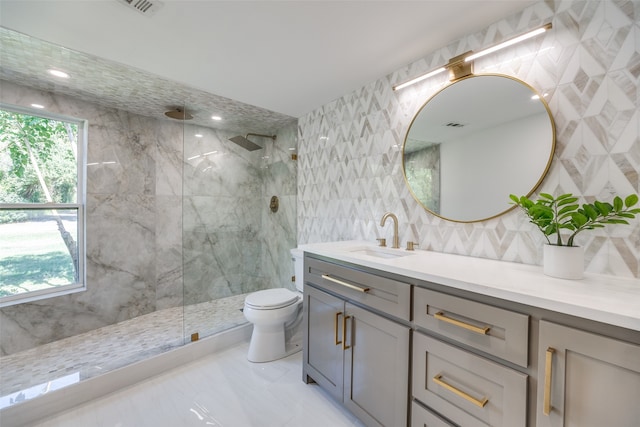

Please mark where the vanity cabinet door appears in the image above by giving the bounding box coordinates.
[344,302,410,427]
[536,321,640,427]
[303,285,345,401]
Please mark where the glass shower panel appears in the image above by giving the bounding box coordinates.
[181,121,260,343]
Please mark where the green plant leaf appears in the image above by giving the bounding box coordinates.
[625,194,638,208]
[605,219,629,225]
[558,204,579,216]
[539,193,554,200]
[556,193,574,200]
[613,196,623,212]
[557,196,579,206]
[617,213,636,219]
[571,212,588,227]
[594,201,613,215]
[582,204,598,221]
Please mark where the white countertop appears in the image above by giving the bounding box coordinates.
[299,240,640,332]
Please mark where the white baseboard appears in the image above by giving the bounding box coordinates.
[0,324,252,427]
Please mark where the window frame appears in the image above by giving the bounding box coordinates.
[0,103,87,307]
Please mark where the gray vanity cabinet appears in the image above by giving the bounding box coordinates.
[536,321,640,427]
[302,251,640,427]
[303,257,411,427]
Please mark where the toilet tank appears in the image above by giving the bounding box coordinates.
[291,248,304,292]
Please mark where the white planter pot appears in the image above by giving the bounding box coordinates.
[543,245,584,280]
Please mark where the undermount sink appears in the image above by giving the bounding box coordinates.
[348,246,414,259]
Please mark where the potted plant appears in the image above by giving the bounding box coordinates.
[509,193,640,279]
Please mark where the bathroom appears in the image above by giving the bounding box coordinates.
[1,0,640,426]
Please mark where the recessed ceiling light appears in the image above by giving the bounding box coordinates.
[195,133,203,138]
[31,103,45,109]
[48,69,70,78]
[211,115,222,121]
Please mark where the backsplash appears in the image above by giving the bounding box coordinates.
[297,0,640,278]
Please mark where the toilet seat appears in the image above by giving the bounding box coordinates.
[245,288,299,310]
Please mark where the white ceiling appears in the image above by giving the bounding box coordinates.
[0,0,536,118]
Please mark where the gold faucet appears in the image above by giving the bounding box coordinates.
[380,212,399,248]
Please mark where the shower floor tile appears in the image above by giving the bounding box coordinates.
[0,294,248,409]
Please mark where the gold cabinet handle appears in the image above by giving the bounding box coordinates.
[322,274,370,293]
[434,311,490,335]
[342,315,351,350]
[544,347,555,415]
[334,312,343,345]
[433,374,488,408]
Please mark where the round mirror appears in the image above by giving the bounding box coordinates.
[403,74,555,222]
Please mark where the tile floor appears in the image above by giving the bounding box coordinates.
[1,294,248,409]
[28,342,365,427]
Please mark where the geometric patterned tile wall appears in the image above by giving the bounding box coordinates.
[298,0,640,279]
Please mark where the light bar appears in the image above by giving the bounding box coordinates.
[392,67,447,91]
[465,23,552,62]
[392,23,551,91]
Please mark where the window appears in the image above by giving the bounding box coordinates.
[0,104,86,307]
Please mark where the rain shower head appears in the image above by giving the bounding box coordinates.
[164,107,193,120]
[228,133,276,151]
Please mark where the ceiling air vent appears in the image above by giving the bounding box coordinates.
[116,0,164,16]
[445,122,465,128]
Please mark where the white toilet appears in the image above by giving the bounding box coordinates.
[243,248,304,362]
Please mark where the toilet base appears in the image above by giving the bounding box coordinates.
[247,327,301,363]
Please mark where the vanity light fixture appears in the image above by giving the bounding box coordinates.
[392,23,551,91]
[48,69,70,78]
[392,67,447,91]
[464,23,552,63]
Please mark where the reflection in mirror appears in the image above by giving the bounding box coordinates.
[403,74,555,222]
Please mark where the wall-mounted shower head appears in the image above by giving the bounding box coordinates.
[228,133,276,151]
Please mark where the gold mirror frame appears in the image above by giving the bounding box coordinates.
[402,74,556,223]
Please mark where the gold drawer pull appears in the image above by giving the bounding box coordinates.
[334,312,343,345]
[322,274,370,293]
[433,374,488,408]
[434,311,490,335]
[342,315,351,350]
[543,347,555,415]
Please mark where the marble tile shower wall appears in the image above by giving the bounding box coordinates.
[0,81,297,356]
[182,123,298,304]
[297,0,640,278]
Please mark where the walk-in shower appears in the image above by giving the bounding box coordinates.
[0,95,297,414]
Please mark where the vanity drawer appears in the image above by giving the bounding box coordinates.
[413,332,527,427]
[414,287,529,367]
[411,400,456,427]
[305,256,411,321]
